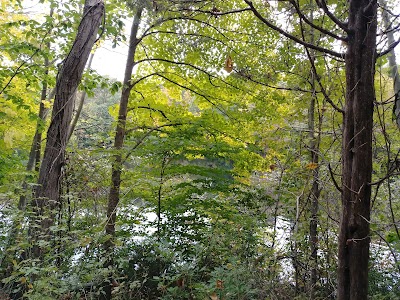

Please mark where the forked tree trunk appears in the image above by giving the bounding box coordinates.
[337,0,377,299]
[32,0,104,257]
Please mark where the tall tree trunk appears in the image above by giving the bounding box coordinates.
[243,0,378,297]
[337,0,377,299]
[32,0,104,257]
[102,7,144,299]
[308,59,320,300]
[304,7,321,298]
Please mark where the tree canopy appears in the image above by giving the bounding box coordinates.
[1,0,400,299]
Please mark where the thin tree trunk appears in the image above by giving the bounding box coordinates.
[306,9,320,298]
[380,0,400,256]
[34,87,56,170]
[337,0,377,298]
[32,0,104,258]
[67,52,95,141]
[33,90,48,172]
[379,0,400,128]
[308,62,320,300]
[157,154,168,241]
[102,7,144,299]
[292,196,301,295]
[298,4,321,297]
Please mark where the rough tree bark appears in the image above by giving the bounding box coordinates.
[101,6,144,300]
[32,0,104,256]
[243,0,378,298]
[337,0,377,299]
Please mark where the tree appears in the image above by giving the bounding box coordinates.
[306,26,321,300]
[241,0,379,298]
[32,0,104,257]
[337,1,376,298]
[101,3,144,298]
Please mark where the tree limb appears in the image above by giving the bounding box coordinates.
[290,0,347,41]
[316,0,349,32]
[244,0,344,58]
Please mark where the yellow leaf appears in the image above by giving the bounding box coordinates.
[224,55,233,73]
[305,162,318,170]
[3,128,25,148]
[28,283,33,289]
[4,129,14,148]
[3,107,17,117]
[92,40,102,53]
[20,277,26,284]
[42,99,52,109]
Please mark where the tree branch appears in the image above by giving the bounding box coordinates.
[0,48,40,95]
[123,123,184,162]
[244,0,344,58]
[328,163,343,193]
[316,0,349,32]
[290,0,347,41]
[299,20,345,114]
[377,39,400,57]
[176,7,252,17]
[140,16,229,41]
[127,105,170,121]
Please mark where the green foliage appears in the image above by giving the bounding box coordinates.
[1,0,400,299]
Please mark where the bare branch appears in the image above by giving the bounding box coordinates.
[134,53,246,93]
